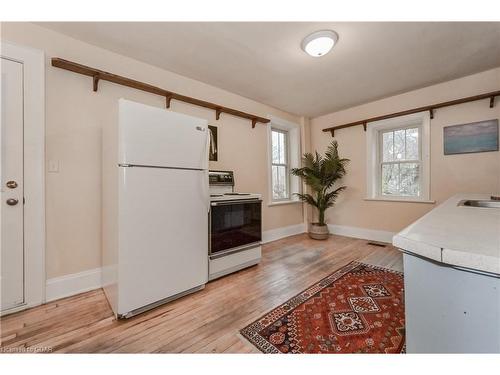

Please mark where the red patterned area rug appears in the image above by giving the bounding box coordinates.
[240,261,405,354]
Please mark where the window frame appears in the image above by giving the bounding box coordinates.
[267,116,302,206]
[377,123,422,198]
[270,127,291,202]
[366,111,432,203]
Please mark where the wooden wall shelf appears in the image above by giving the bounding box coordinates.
[51,58,270,128]
[322,90,500,137]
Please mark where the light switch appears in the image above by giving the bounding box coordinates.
[48,160,59,173]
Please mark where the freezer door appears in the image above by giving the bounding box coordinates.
[118,99,209,170]
[117,166,209,315]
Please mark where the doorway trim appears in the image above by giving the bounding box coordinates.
[1,41,45,314]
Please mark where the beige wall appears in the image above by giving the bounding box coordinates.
[1,22,306,279]
[3,21,497,279]
[311,68,500,233]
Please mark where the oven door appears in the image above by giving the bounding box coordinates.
[210,199,262,258]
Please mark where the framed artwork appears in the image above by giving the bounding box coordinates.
[208,125,218,161]
[443,119,498,155]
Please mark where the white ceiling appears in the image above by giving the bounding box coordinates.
[38,22,500,117]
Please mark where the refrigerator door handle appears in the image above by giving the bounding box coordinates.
[203,131,210,213]
[203,169,210,213]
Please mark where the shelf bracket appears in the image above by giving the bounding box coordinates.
[321,89,500,137]
[362,122,367,131]
[330,129,335,137]
[93,74,100,92]
[251,118,257,128]
[165,95,172,109]
[52,57,270,127]
[215,108,222,121]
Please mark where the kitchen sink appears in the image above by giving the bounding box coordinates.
[458,199,500,208]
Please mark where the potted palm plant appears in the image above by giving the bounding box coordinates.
[291,140,349,240]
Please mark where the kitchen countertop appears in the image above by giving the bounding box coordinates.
[393,194,500,275]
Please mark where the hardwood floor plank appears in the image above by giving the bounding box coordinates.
[0,234,402,353]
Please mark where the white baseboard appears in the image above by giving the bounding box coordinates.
[42,224,391,303]
[261,223,394,244]
[262,223,306,244]
[328,224,395,243]
[45,267,102,303]
[43,223,307,303]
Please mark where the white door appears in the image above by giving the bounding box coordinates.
[118,99,209,170]
[117,166,209,315]
[1,57,25,311]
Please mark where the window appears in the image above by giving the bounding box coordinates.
[271,129,290,200]
[366,112,431,202]
[380,126,420,197]
[267,116,302,205]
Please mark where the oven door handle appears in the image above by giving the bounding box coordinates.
[210,242,262,259]
[210,199,262,206]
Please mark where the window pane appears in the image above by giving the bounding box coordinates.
[279,165,288,198]
[272,165,279,198]
[393,129,405,160]
[400,163,419,196]
[382,131,393,162]
[381,164,399,196]
[272,165,288,200]
[279,131,286,164]
[405,128,419,160]
[272,130,288,164]
[272,131,280,163]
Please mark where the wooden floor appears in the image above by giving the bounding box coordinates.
[0,234,402,353]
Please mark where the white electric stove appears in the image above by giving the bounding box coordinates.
[208,171,262,280]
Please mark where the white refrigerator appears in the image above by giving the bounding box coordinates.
[102,99,210,318]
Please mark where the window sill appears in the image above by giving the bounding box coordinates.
[268,199,302,207]
[364,197,436,204]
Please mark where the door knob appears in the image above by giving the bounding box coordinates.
[6,198,19,206]
[6,181,18,189]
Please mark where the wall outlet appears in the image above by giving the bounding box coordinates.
[48,160,59,173]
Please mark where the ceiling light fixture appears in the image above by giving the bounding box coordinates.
[301,30,339,57]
